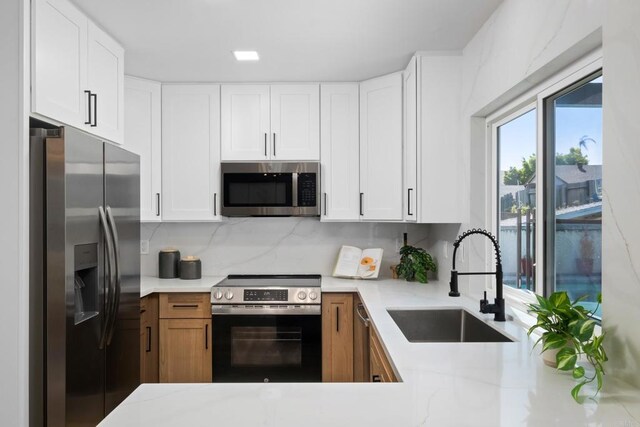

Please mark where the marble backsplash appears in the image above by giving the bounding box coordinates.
[141,218,436,278]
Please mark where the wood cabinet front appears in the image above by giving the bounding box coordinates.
[322,293,354,382]
[369,326,397,383]
[158,293,212,383]
[159,318,212,383]
[353,294,370,382]
[140,294,159,383]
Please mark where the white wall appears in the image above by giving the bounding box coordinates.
[601,0,640,389]
[0,0,29,425]
[142,219,432,278]
[445,0,603,298]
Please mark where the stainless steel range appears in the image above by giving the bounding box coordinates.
[211,275,322,382]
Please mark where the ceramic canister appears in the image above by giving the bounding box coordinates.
[158,248,180,278]
[180,256,202,280]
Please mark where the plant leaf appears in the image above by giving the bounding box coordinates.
[549,291,570,308]
[571,381,586,403]
[556,347,577,371]
[572,366,585,379]
[542,333,566,352]
[596,368,603,391]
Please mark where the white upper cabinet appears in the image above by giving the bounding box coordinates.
[32,0,88,128]
[162,85,221,221]
[403,57,418,222]
[418,54,464,223]
[320,84,360,221]
[359,73,403,221]
[270,85,319,160]
[32,0,124,144]
[124,76,162,222]
[221,85,270,160]
[87,21,124,143]
[221,84,320,161]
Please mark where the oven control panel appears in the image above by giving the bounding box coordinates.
[211,287,320,305]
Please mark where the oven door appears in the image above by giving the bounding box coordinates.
[212,313,321,383]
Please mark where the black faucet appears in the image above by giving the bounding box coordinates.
[449,229,506,322]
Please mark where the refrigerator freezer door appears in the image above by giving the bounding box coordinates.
[59,127,107,426]
[104,142,141,414]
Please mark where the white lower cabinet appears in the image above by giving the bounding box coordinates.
[320,84,360,221]
[124,76,162,222]
[162,85,221,221]
[359,73,403,221]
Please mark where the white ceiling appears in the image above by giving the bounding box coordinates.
[71,0,502,82]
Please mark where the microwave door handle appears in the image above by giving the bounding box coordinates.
[292,173,298,208]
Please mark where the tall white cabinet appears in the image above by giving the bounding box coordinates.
[359,73,403,221]
[221,84,319,161]
[320,84,360,221]
[403,57,418,222]
[124,76,162,222]
[162,85,221,221]
[32,0,124,143]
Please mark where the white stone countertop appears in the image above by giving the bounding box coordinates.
[140,275,226,297]
[111,276,640,426]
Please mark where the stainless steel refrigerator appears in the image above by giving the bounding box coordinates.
[29,123,140,426]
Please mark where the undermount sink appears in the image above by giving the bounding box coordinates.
[387,308,513,343]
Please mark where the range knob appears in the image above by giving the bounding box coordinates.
[308,291,318,301]
[224,291,234,300]
[213,290,223,300]
[297,291,307,300]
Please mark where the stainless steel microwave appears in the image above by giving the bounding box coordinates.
[221,162,320,217]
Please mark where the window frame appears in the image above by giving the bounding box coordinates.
[485,51,603,313]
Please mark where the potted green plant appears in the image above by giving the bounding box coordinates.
[527,291,607,403]
[395,245,437,283]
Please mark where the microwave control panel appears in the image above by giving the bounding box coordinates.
[297,173,317,207]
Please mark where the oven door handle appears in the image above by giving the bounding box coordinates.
[211,305,321,315]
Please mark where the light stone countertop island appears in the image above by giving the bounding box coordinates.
[102,276,640,426]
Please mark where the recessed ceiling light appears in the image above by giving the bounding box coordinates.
[233,51,259,61]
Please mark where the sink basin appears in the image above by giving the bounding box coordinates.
[387,308,513,343]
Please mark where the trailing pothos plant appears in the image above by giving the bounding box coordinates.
[396,245,437,284]
[527,291,607,403]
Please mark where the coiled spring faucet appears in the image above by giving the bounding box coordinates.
[449,229,506,322]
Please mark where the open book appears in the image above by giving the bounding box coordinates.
[333,246,384,279]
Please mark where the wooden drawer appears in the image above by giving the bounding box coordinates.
[159,293,211,319]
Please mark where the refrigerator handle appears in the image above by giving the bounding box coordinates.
[105,206,122,346]
[98,206,116,350]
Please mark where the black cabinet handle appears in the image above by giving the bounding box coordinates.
[372,374,381,382]
[213,193,217,216]
[264,133,267,157]
[172,304,199,308]
[336,306,339,332]
[323,193,327,216]
[205,323,209,350]
[146,326,151,352]
[156,193,160,216]
[273,133,276,157]
[84,90,92,124]
[407,188,413,216]
[359,193,364,216]
[90,93,98,127]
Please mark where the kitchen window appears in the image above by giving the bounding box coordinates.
[488,55,602,318]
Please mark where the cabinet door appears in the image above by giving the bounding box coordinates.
[140,295,159,383]
[87,21,124,143]
[369,326,397,383]
[359,73,403,221]
[32,0,88,128]
[322,293,354,382]
[270,85,320,160]
[162,85,221,221]
[221,85,270,160]
[124,76,162,221]
[403,58,418,222]
[320,84,360,221]
[159,318,212,383]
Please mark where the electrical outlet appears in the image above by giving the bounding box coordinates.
[140,240,149,255]
[443,241,449,259]
[395,238,401,254]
